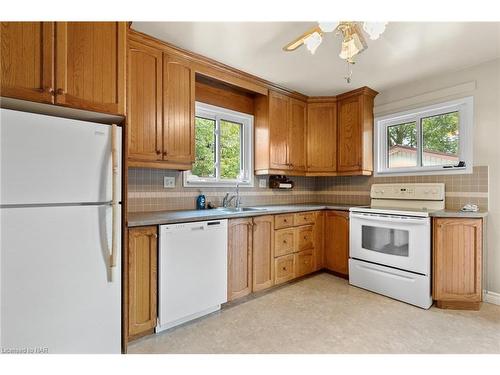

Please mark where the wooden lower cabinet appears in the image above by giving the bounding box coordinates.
[324,210,350,276]
[227,218,253,301]
[433,218,483,310]
[252,216,275,292]
[275,254,295,284]
[313,211,325,270]
[127,226,158,340]
[296,249,314,277]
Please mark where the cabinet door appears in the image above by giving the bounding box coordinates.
[55,22,126,115]
[128,226,157,338]
[324,211,350,275]
[274,254,295,285]
[252,216,274,292]
[163,54,195,165]
[288,98,306,171]
[127,39,163,161]
[268,90,290,170]
[296,249,314,277]
[313,211,325,271]
[337,96,362,172]
[306,102,337,172]
[433,218,482,303]
[228,218,253,301]
[0,22,54,103]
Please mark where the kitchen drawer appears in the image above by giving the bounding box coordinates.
[274,228,296,257]
[294,212,315,226]
[275,254,295,285]
[297,225,314,251]
[296,249,314,277]
[274,214,295,229]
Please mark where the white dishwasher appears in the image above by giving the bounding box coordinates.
[157,219,228,332]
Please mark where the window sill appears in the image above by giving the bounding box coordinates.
[374,166,471,177]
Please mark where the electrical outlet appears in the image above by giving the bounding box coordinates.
[259,179,267,188]
[163,176,175,188]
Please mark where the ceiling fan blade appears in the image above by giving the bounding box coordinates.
[283,26,322,51]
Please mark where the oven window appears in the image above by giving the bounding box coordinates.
[361,225,409,257]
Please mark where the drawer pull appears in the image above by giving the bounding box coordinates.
[283,219,287,222]
[283,240,287,244]
[282,266,287,271]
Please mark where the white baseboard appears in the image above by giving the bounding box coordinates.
[483,290,500,305]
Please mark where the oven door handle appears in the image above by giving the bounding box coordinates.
[350,213,429,225]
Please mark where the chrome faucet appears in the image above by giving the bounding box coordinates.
[222,183,241,208]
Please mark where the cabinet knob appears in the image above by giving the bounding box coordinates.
[162,151,167,157]
[156,150,161,155]
[56,88,66,95]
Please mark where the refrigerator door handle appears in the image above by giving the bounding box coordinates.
[109,124,119,281]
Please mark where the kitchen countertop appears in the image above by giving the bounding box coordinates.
[428,210,488,218]
[127,204,488,227]
[127,203,360,227]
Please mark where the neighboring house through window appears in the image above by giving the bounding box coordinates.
[184,102,254,187]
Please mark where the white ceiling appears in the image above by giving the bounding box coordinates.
[132,22,500,96]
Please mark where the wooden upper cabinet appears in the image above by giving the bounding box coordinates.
[324,210,350,276]
[337,87,377,175]
[306,100,337,173]
[54,22,126,115]
[268,90,290,170]
[252,216,274,292]
[288,98,306,171]
[228,218,253,301]
[127,226,158,339]
[127,39,163,162]
[162,54,195,165]
[0,22,54,103]
[433,218,482,309]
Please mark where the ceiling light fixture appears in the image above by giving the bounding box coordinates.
[362,22,388,40]
[283,21,388,83]
[303,31,323,54]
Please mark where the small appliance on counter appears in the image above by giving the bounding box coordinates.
[269,175,294,189]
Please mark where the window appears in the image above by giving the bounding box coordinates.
[184,102,254,187]
[375,97,473,176]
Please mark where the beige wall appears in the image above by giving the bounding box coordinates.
[374,58,500,294]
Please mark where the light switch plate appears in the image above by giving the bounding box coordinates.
[163,176,175,188]
[259,179,267,188]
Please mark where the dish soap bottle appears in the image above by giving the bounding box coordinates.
[196,194,206,210]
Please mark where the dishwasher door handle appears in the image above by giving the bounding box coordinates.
[191,226,205,231]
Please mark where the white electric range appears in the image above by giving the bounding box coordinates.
[348,183,445,309]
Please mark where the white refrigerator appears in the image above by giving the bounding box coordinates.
[0,108,122,354]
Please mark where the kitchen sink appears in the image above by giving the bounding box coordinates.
[215,207,267,213]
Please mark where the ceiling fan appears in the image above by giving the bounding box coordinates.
[283,22,388,83]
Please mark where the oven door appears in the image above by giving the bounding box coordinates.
[349,212,430,275]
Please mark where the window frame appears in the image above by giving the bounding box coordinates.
[183,102,254,187]
[374,96,473,176]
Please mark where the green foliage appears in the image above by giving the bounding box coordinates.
[388,122,417,148]
[220,120,241,179]
[191,117,215,178]
[191,117,242,180]
[388,111,459,155]
[422,112,459,155]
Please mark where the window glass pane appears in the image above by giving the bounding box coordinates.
[220,119,242,180]
[387,121,417,168]
[191,116,216,178]
[422,111,459,166]
[362,226,409,257]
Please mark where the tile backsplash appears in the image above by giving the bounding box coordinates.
[128,166,488,213]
